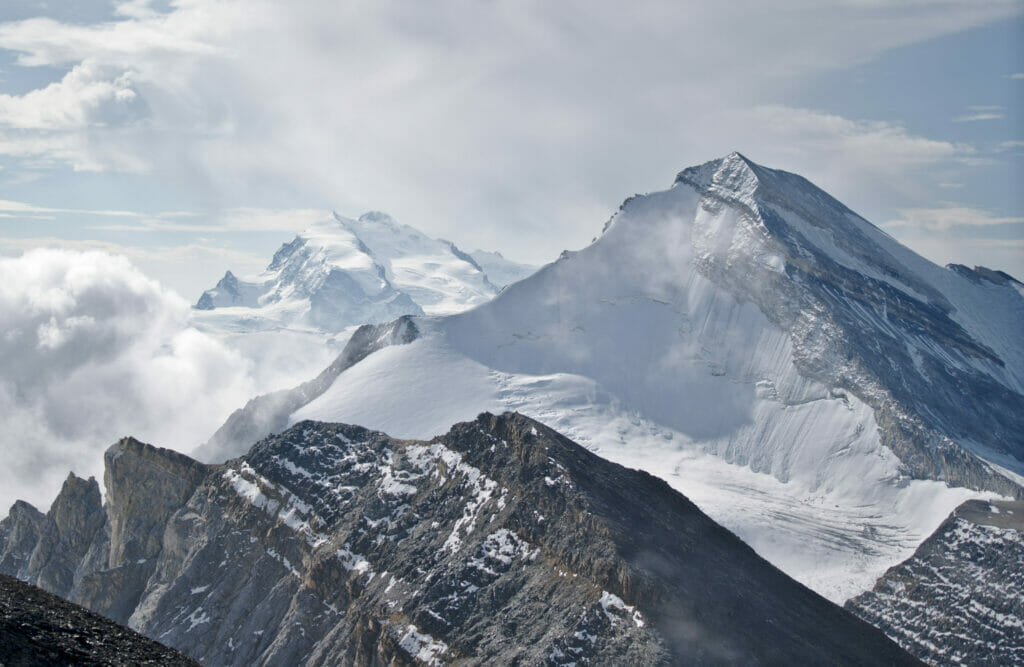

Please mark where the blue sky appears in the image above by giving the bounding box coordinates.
[0,0,1022,297]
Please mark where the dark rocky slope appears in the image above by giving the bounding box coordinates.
[1,412,916,665]
[847,499,1024,666]
[0,573,196,666]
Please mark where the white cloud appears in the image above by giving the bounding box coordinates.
[0,248,259,510]
[0,1,1020,258]
[0,237,273,299]
[1006,73,1024,80]
[883,206,1024,231]
[0,60,146,130]
[953,112,1005,122]
[0,198,137,216]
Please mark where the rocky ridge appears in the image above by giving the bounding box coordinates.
[0,412,914,665]
[847,499,1024,665]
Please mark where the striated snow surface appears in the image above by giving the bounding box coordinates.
[291,153,1023,603]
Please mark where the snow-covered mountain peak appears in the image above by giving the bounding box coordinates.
[674,151,761,206]
[204,154,1021,605]
[194,209,536,333]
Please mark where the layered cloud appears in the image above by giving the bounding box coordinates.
[0,248,258,510]
[0,0,1020,260]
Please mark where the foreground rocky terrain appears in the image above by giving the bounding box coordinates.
[0,412,913,665]
[848,499,1024,666]
[0,573,196,666]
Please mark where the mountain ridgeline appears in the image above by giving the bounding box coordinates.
[0,413,914,665]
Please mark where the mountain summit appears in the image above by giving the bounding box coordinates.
[194,211,533,332]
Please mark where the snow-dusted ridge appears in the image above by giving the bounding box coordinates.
[211,152,1024,603]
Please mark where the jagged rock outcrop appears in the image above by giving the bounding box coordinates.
[0,573,197,666]
[0,474,108,601]
[1,413,915,665]
[27,474,105,599]
[0,501,44,579]
[847,499,1024,665]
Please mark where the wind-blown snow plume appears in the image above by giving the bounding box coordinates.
[0,249,257,510]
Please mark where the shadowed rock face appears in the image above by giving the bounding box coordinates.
[0,573,197,666]
[847,499,1024,666]
[0,412,915,665]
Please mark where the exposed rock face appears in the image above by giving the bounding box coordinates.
[28,474,105,599]
[847,499,1024,666]
[0,573,197,666]
[0,413,914,665]
[104,437,211,568]
[197,315,418,461]
[0,474,107,601]
[0,501,43,579]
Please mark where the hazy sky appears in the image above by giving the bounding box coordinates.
[0,0,1021,298]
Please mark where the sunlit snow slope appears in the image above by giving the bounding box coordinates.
[252,153,1021,602]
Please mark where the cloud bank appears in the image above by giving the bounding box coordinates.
[0,248,258,511]
[0,0,1020,261]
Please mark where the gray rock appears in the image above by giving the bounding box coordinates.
[847,499,1024,666]
[1,413,916,665]
[24,474,104,599]
[0,501,44,579]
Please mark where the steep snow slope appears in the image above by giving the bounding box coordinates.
[237,153,1021,601]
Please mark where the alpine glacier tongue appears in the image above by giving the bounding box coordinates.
[222,153,1022,602]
